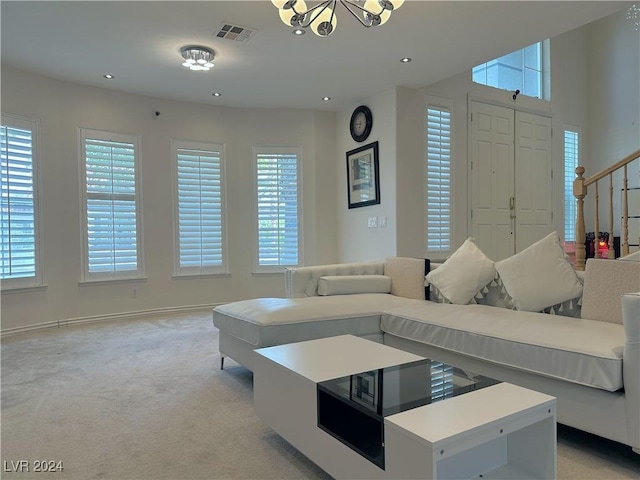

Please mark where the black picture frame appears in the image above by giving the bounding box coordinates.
[349,370,380,412]
[346,141,380,209]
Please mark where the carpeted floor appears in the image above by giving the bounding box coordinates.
[1,311,639,480]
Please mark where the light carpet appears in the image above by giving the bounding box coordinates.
[1,311,639,480]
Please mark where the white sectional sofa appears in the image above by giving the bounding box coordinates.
[212,235,640,453]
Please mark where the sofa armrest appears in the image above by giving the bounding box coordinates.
[622,292,640,450]
[285,262,384,298]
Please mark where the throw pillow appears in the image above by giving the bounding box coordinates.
[317,275,391,296]
[618,250,640,262]
[425,238,496,305]
[494,232,583,312]
[474,275,515,310]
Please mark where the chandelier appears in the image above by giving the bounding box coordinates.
[627,4,639,31]
[180,46,215,71]
[271,0,405,37]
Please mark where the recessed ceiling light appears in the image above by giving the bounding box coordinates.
[212,92,222,97]
[292,28,306,36]
[322,96,331,101]
[103,74,115,79]
[400,57,412,63]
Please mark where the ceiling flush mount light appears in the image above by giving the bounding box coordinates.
[400,57,412,63]
[103,74,115,79]
[212,92,222,97]
[180,45,215,71]
[272,0,404,37]
[322,96,331,101]
[627,4,639,31]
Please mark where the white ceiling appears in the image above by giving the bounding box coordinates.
[1,1,629,111]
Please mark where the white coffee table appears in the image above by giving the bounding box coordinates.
[253,335,556,479]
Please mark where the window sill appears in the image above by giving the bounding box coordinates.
[1,284,48,295]
[172,273,231,280]
[252,271,286,277]
[78,277,148,287]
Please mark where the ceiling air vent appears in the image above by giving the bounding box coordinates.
[215,23,256,42]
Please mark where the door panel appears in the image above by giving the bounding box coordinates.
[470,103,552,260]
[515,111,552,252]
[470,102,514,261]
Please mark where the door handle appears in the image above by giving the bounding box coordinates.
[509,196,516,219]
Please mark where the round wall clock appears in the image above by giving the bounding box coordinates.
[350,105,373,143]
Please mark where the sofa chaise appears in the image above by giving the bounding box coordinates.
[212,233,640,454]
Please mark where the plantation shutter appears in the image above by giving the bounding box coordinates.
[82,131,140,280]
[255,148,300,269]
[426,103,452,253]
[564,129,579,242]
[175,143,225,274]
[430,361,454,401]
[1,119,37,282]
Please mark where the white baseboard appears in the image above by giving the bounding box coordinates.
[1,303,223,338]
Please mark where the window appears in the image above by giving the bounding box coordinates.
[472,41,547,100]
[425,98,452,254]
[1,114,42,289]
[254,147,301,272]
[173,140,226,276]
[80,129,142,281]
[430,361,454,401]
[564,128,580,243]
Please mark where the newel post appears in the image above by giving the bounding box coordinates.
[574,166,587,270]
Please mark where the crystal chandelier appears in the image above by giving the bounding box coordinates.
[180,46,215,71]
[627,4,639,31]
[272,0,405,37]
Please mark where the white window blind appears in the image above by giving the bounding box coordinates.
[254,147,301,271]
[174,141,226,275]
[564,129,579,243]
[1,115,41,287]
[426,102,452,254]
[81,129,141,281]
[430,361,454,401]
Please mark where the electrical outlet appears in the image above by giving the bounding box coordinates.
[131,287,138,298]
[367,217,377,228]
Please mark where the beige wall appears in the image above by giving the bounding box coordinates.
[0,67,337,332]
[340,8,637,262]
[2,9,635,332]
[337,88,398,262]
[586,8,640,231]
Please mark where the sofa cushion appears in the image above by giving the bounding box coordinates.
[381,303,624,392]
[425,238,496,305]
[212,294,427,347]
[495,232,583,312]
[581,259,640,324]
[285,262,385,297]
[384,257,428,300]
[317,275,391,296]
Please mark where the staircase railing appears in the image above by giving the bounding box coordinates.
[573,149,640,270]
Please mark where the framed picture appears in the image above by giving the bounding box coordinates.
[346,141,380,209]
[350,370,380,412]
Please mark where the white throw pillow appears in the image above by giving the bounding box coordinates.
[495,232,583,312]
[426,238,496,305]
[317,275,392,296]
[618,250,640,262]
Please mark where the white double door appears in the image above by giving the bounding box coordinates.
[470,101,553,261]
